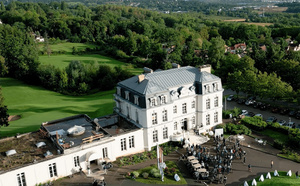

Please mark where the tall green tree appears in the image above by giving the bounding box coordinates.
[208,36,225,69]
[0,86,9,127]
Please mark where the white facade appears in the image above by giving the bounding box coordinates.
[115,65,223,150]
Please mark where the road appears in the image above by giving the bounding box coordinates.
[223,90,300,126]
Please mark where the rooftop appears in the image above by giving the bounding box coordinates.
[118,66,220,95]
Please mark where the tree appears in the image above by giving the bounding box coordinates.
[0,86,9,127]
[43,32,52,57]
[0,55,8,77]
[208,36,225,69]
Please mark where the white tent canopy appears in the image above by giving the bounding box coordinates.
[274,170,279,176]
[244,181,249,186]
[36,142,46,148]
[266,172,271,179]
[6,149,16,156]
[259,175,264,182]
[287,170,292,176]
[252,179,257,186]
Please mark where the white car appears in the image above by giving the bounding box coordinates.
[278,120,286,126]
[241,110,248,115]
[255,114,263,119]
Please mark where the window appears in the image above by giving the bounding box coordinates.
[206,99,210,109]
[204,84,210,93]
[129,136,135,148]
[152,112,157,125]
[153,130,158,143]
[134,95,139,105]
[150,98,156,107]
[102,147,108,158]
[192,100,195,108]
[161,95,166,104]
[214,97,218,107]
[117,87,121,96]
[192,116,196,125]
[121,138,127,151]
[74,156,80,167]
[17,173,26,186]
[125,91,129,100]
[174,122,178,131]
[163,127,168,139]
[162,109,168,122]
[49,163,57,178]
[182,103,187,114]
[206,114,210,125]
[213,83,218,91]
[173,105,177,113]
[214,112,218,123]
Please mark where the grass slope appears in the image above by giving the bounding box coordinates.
[0,78,115,137]
[39,42,143,74]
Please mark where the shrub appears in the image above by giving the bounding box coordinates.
[153,172,161,178]
[142,172,149,179]
[132,171,139,178]
[273,139,285,150]
[150,168,159,176]
[241,117,267,131]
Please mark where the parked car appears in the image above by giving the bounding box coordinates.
[278,120,286,126]
[253,102,262,108]
[227,95,235,101]
[296,111,300,119]
[237,99,246,104]
[279,108,290,115]
[260,103,269,110]
[245,112,255,117]
[289,110,297,117]
[266,116,277,123]
[271,107,279,113]
[245,99,256,106]
[283,122,296,128]
[241,110,248,115]
[255,113,263,119]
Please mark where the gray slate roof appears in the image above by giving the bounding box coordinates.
[118,66,220,95]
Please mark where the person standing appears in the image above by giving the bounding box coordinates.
[248,164,251,172]
[296,171,299,179]
[243,156,246,164]
[271,160,273,168]
[223,175,227,185]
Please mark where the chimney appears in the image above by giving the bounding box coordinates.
[138,74,145,83]
[172,63,180,68]
[143,67,153,73]
[199,64,211,73]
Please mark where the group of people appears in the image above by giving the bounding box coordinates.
[181,135,247,185]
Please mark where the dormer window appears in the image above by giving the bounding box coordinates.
[213,83,218,91]
[189,86,195,92]
[117,87,121,96]
[125,91,129,100]
[150,97,157,107]
[204,84,210,93]
[161,95,166,104]
[134,95,139,105]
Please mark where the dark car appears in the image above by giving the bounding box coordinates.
[260,103,268,110]
[271,107,279,113]
[237,99,246,104]
[245,112,255,117]
[253,102,262,108]
[289,110,297,117]
[296,111,300,119]
[279,108,290,115]
[266,116,277,123]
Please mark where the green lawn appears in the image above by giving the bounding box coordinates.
[244,171,299,185]
[258,129,289,144]
[131,161,187,185]
[0,77,115,137]
[38,42,143,75]
[38,42,97,53]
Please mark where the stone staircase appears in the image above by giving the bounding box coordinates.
[183,130,210,146]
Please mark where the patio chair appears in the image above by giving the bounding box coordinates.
[263,140,267,146]
[255,138,258,141]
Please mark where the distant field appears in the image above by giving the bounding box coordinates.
[223,19,273,26]
[39,42,143,75]
[38,42,97,53]
[0,78,115,137]
[257,7,288,14]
